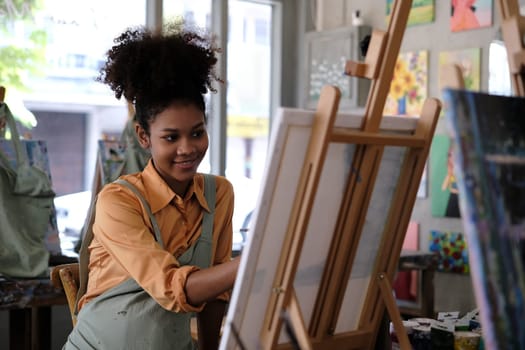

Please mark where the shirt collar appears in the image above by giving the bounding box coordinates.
[141,160,211,213]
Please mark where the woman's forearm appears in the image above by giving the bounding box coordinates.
[185,256,240,306]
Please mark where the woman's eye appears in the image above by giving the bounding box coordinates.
[192,130,205,138]
[164,134,178,142]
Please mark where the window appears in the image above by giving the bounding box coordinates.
[164,0,278,251]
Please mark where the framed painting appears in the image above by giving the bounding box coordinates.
[428,230,469,274]
[450,0,493,32]
[439,48,481,91]
[383,50,428,117]
[386,0,435,26]
[304,26,371,110]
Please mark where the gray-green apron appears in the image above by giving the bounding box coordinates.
[64,175,216,350]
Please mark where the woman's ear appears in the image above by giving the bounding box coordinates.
[135,123,150,149]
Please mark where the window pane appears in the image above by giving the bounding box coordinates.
[163,0,211,29]
[163,1,212,174]
[227,0,272,251]
[3,0,146,196]
[1,0,146,255]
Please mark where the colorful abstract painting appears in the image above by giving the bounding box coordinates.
[430,134,460,218]
[450,0,493,32]
[384,50,428,117]
[386,0,435,26]
[439,48,481,91]
[428,230,469,274]
[444,89,525,348]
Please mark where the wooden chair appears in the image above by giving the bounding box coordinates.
[50,262,200,339]
[50,263,80,326]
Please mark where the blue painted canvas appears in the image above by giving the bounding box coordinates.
[444,88,525,349]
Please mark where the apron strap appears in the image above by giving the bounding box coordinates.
[201,173,216,243]
[115,178,164,248]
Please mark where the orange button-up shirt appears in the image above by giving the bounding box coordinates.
[78,160,234,313]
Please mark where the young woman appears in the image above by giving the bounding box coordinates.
[64,23,240,350]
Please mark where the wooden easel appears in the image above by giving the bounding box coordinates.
[249,1,441,349]
[497,0,525,96]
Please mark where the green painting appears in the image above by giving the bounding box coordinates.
[386,0,435,26]
[430,135,460,218]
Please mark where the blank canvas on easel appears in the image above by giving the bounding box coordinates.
[220,108,422,348]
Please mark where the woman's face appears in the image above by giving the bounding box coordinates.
[137,103,208,196]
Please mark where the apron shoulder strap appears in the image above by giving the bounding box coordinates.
[75,179,162,314]
[114,179,164,246]
[201,173,216,241]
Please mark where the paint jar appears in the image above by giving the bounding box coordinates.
[389,320,418,349]
[454,331,481,350]
[431,326,455,350]
[412,325,431,350]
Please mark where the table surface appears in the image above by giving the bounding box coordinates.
[399,249,438,270]
[0,276,66,310]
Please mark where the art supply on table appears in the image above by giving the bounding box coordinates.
[431,321,455,350]
[454,331,481,350]
[412,325,432,350]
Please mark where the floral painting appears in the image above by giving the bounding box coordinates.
[439,48,481,91]
[450,0,493,32]
[428,230,469,274]
[384,50,428,117]
[386,0,435,26]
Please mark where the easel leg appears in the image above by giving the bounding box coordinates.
[287,290,313,350]
[377,273,411,350]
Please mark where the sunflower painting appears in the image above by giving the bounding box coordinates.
[384,50,428,117]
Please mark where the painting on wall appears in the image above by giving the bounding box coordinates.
[439,48,481,91]
[430,134,460,218]
[383,50,428,117]
[428,230,469,274]
[386,0,435,26]
[450,0,493,32]
[305,28,363,110]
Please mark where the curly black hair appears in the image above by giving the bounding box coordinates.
[97,22,221,133]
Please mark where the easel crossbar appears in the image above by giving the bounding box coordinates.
[330,129,426,147]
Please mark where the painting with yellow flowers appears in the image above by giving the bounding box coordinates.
[383,50,428,117]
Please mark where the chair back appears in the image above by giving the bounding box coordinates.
[50,263,80,326]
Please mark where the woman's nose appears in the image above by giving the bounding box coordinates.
[177,138,195,155]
